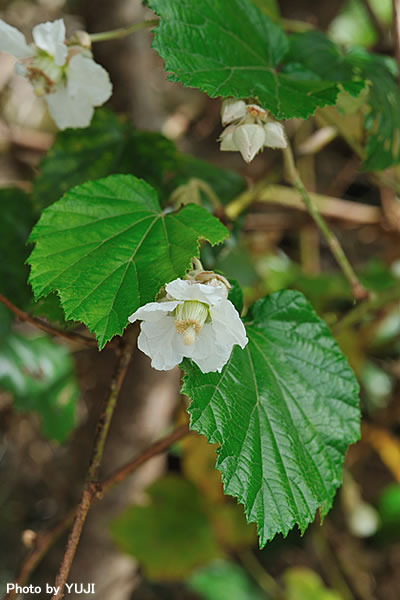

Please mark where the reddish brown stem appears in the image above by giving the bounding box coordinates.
[0,293,96,347]
[4,423,190,600]
[50,331,136,600]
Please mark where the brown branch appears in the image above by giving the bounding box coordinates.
[0,293,97,347]
[4,423,190,600]
[50,330,137,600]
[393,0,400,87]
[101,423,190,494]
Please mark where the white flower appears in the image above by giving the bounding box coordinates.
[0,19,112,129]
[128,278,248,373]
[219,98,287,162]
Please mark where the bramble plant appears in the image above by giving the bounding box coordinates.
[2,0,400,598]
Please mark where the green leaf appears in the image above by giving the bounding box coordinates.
[149,0,360,119]
[182,290,360,547]
[283,567,342,600]
[252,0,280,19]
[33,109,127,210]
[28,175,228,349]
[286,31,400,171]
[0,333,78,442]
[0,188,35,307]
[34,109,245,209]
[187,560,265,600]
[110,476,221,579]
[348,49,400,171]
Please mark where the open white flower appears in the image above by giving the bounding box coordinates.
[219,98,287,162]
[128,278,248,373]
[0,19,112,129]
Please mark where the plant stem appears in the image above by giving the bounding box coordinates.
[4,424,190,600]
[333,285,400,334]
[100,423,190,494]
[0,293,97,347]
[89,19,159,43]
[282,143,368,300]
[50,330,137,600]
[238,549,284,599]
[360,0,386,41]
[393,0,400,88]
[318,109,400,196]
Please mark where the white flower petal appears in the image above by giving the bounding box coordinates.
[193,342,233,373]
[219,124,237,152]
[166,279,226,306]
[138,318,183,370]
[32,19,67,66]
[210,299,248,349]
[128,300,181,323]
[221,98,247,125]
[178,323,215,360]
[45,84,94,129]
[67,54,112,105]
[232,123,266,163]
[0,20,32,58]
[264,121,287,149]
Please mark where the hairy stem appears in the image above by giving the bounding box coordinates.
[89,19,159,43]
[50,330,137,600]
[283,143,368,300]
[4,424,190,600]
[0,293,97,347]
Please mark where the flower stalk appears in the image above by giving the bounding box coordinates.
[89,19,159,43]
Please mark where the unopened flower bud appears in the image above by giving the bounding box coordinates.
[221,98,247,126]
[263,121,287,148]
[232,123,266,163]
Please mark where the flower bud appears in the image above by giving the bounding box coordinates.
[232,123,266,163]
[263,121,287,149]
[221,98,247,126]
[219,124,238,151]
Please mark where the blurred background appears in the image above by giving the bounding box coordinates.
[1,0,400,598]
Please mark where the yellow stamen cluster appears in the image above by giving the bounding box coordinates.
[174,301,209,346]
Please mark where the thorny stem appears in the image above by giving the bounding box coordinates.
[4,424,190,600]
[89,19,159,43]
[0,293,97,347]
[50,330,137,600]
[282,143,369,300]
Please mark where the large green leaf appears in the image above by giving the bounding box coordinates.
[110,476,221,579]
[182,290,360,547]
[286,31,400,171]
[0,333,78,442]
[149,0,361,119]
[0,188,35,307]
[28,175,228,349]
[33,109,127,210]
[34,109,245,209]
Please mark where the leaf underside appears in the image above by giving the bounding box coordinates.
[182,290,360,547]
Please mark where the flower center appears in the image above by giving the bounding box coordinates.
[25,53,64,96]
[174,301,209,346]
